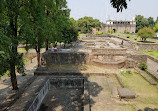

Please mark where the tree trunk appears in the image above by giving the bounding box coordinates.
[45,38,49,51]
[10,63,18,90]
[37,51,41,67]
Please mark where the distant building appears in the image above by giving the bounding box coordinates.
[101,20,136,33]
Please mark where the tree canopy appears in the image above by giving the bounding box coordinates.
[110,0,131,12]
[135,15,157,32]
[138,27,156,41]
[153,22,158,32]
[77,16,101,33]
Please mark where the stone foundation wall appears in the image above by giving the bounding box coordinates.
[147,56,158,75]
[91,48,127,55]
[41,51,90,66]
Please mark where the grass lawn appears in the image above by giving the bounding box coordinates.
[143,51,158,59]
[78,34,87,37]
[18,48,27,53]
[112,33,158,43]
[118,70,158,110]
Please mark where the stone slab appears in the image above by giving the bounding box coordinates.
[118,88,136,99]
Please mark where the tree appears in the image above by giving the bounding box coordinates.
[153,22,158,32]
[135,15,149,32]
[148,17,155,28]
[0,0,31,90]
[77,17,101,33]
[61,18,78,44]
[155,17,158,23]
[138,27,156,41]
[110,0,131,12]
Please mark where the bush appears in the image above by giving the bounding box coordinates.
[126,32,130,34]
[100,32,103,35]
[126,70,132,74]
[139,62,147,70]
[134,38,137,40]
[96,32,99,35]
[126,35,130,38]
[124,30,127,34]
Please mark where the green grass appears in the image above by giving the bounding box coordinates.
[78,34,87,37]
[18,48,27,53]
[118,71,158,110]
[143,51,158,59]
[112,33,158,43]
[143,71,158,86]
[0,70,10,79]
[23,57,31,64]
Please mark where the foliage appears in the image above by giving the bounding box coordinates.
[110,0,131,12]
[126,35,130,38]
[135,15,157,32]
[134,38,137,40]
[139,62,147,70]
[143,51,158,59]
[138,27,156,41]
[124,30,127,33]
[148,17,155,28]
[135,15,149,32]
[77,16,101,33]
[61,18,78,44]
[153,22,158,32]
[108,30,114,34]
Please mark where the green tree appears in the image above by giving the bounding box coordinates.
[135,15,149,32]
[153,22,158,32]
[155,17,158,23]
[148,17,155,28]
[44,0,69,51]
[110,0,131,12]
[77,16,101,33]
[0,0,32,90]
[138,27,156,41]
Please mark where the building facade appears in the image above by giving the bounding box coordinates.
[102,20,136,33]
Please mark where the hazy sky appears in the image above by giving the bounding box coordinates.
[67,0,158,23]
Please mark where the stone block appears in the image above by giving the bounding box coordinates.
[118,88,136,99]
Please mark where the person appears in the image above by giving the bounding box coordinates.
[121,40,124,45]
[51,43,57,52]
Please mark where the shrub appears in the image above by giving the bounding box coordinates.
[139,62,147,70]
[96,32,99,35]
[134,38,137,40]
[120,70,125,75]
[100,32,103,35]
[126,35,130,38]
[126,70,132,74]
[126,32,130,34]
[124,30,127,34]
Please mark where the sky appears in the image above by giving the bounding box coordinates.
[67,0,158,23]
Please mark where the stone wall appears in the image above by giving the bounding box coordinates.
[41,51,90,66]
[135,43,158,51]
[91,48,127,55]
[147,56,158,75]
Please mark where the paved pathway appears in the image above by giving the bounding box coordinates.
[0,48,46,110]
